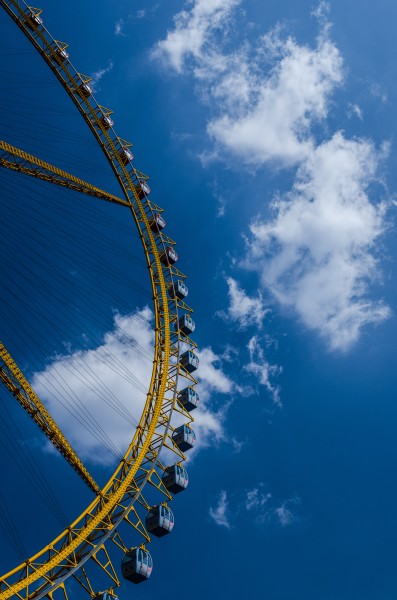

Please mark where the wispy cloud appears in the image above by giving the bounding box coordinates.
[114,5,160,37]
[190,346,236,454]
[209,485,301,529]
[370,82,388,104]
[217,276,268,330]
[244,336,282,405]
[151,0,240,73]
[347,102,363,121]
[209,490,232,528]
[197,346,234,396]
[245,486,272,511]
[114,19,125,37]
[90,61,114,92]
[245,486,301,527]
[273,498,301,527]
[136,4,159,20]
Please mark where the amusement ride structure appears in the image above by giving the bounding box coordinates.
[0,1,199,598]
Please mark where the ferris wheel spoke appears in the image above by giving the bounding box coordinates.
[0,342,100,495]
[0,140,130,207]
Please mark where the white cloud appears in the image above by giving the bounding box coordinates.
[231,437,245,453]
[154,3,391,350]
[244,336,282,404]
[209,490,231,528]
[189,403,227,454]
[208,179,227,217]
[245,486,272,511]
[274,503,299,527]
[207,29,343,168]
[153,2,343,168]
[32,310,231,466]
[151,0,241,73]
[90,61,114,92]
[347,102,363,121]
[197,346,234,396]
[212,485,301,528]
[268,496,302,527]
[370,82,387,104]
[188,346,235,454]
[32,308,153,466]
[311,0,331,24]
[217,276,267,329]
[245,487,301,527]
[136,4,159,20]
[114,19,125,37]
[246,133,391,351]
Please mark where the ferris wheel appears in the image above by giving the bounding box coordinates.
[0,1,199,599]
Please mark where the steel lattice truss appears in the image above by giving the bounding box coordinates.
[0,140,131,207]
[0,1,198,599]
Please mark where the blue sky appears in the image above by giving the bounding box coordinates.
[2,0,397,598]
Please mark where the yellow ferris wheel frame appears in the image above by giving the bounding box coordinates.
[0,1,197,599]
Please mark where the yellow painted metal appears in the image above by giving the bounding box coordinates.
[0,0,197,597]
[123,506,150,542]
[134,168,149,182]
[0,342,100,494]
[27,5,41,14]
[77,72,92,85]
[117,137,132,149]
[98,104,113,117]
[90,546,119,588]
[71,568,95,598]
[54,40,68,51]
[47,583,69,600]
[0,140,130,207]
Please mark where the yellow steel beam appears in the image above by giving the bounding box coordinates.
[0,342,100,494]
[0,140,130,207]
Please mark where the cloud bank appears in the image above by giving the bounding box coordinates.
[247,133,390,350]
[153,1,391,350]
[32,309,233,466]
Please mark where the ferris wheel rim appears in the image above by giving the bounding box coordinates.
[0,1,197,598]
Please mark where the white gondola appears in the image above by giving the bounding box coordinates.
[162,464,189,494]
[135,181,151,199]
[119,147,134,165]
[175,314,195,336]
[160,246,178,266]
[150,213,166,232]
[79,81,92,98]
[54,45,69,62]
[168,280,188,300]
[146,505,174,537]
[172,424,196,452]
[100,114,114,130]
[121,548,152,584]
[180,349,199,373]
[25,10,42,29]
[178,386,199,412]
